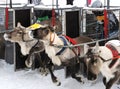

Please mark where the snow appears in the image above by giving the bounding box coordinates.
[0,0,120,88]
[0,59,119,89]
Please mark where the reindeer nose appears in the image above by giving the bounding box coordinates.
[4,33,11,40]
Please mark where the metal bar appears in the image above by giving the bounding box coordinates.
[52,36,118,48]
[107,0,110,9]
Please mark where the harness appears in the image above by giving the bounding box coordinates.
[55,35,80,56]
[56,36,67,55]
[21,30,33,42]
[106,44,120,60]
[105,44,120,68]
[91,44,120,68]
[64,35,80,56]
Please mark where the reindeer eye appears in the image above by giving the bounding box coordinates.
[18,31,22,34]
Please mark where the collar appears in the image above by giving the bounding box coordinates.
[49,32,55,45]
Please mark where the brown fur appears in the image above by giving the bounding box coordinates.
[73,36,93,43]
[39,18,62,33]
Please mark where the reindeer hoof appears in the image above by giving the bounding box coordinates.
[53,78,61,86]
[25,60,32,68]
[55,81,61,86]
[39,67,49,76]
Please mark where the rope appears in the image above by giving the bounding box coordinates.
[52,36,118,48]
[86,22,97,27]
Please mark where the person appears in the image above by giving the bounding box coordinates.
[91,0,119,38]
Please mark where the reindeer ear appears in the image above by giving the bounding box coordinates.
[96,41,99,49]
[94,41,99,53]
[17,22,21,27]
[84,44,90,55]
[17,22,25,29]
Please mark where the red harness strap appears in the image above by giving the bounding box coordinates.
[64,35,80,55]
[106,44,120,68]
[106,44,119,60]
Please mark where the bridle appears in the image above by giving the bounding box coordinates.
[86,50,111,64]
[21,29,33,42]
[93,54,111,62]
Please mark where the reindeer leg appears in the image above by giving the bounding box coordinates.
[31,54,35,70]
[47,60,61,86]
[25,46,43,69]
[25,51,34,68]
[105,72,120,89]
[70,59,83,83]
[36,52,49,76]
[103,77,107,86]
[71,74,83,82]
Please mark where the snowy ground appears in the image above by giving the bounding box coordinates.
[0,59,119,89]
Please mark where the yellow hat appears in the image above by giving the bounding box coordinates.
[28,23,42,30]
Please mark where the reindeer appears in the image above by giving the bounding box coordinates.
[28,24,96,84]
[4,23,61,85]
[84,40,120,89]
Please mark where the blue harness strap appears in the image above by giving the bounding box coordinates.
[56,36,68,55]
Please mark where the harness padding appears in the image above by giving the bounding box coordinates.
[105,40,120,53]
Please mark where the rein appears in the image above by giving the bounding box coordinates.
[93,44,120,63]
[94,54,119,68]
[31,40,39,49]
[95,55,111,62]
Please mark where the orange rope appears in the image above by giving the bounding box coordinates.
[112,55,120,60]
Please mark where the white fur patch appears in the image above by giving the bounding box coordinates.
[19,42,31,55]
[105,40,120,46]
[100,62,115,82]
[25,59,33,68]
[45,45,61,66]
[4,34,14,42]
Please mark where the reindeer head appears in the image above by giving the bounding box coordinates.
[84,42,102,76]
[29,24,55,40]
[4,22,32,42]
